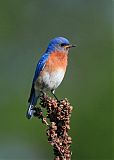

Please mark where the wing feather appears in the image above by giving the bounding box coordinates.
[28,52,49,102]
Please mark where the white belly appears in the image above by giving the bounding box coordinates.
[36,69,65,91]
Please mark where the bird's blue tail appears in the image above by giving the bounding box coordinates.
[26,92,38,119]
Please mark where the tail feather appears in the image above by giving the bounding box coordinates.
[26,104,35,119]
[26,92,39,119]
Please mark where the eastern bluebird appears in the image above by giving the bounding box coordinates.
[26,37,76,119]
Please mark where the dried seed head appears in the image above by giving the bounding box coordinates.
[34,93,73,160]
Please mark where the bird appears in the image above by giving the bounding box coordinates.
[26,37,76,119]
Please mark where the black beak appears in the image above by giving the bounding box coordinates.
[71,44,76,47]
[68,44,76,48]
[65,44,76,49]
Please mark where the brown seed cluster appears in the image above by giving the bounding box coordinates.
[33,93,73,160]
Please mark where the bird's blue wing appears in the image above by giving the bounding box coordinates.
[28,52,49,103]
[33,52,49,83]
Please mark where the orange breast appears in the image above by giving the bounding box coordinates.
[44,51,68,72]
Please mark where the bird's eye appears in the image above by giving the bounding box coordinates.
[60,43,67,47]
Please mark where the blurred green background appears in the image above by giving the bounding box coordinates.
[0,0,112,160]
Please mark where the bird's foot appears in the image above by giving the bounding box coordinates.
[51,90,60,103]
[40,90,45,96]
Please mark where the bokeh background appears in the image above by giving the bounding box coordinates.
[0,0,112,160]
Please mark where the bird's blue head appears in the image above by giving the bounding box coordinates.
[46,37,76,53]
